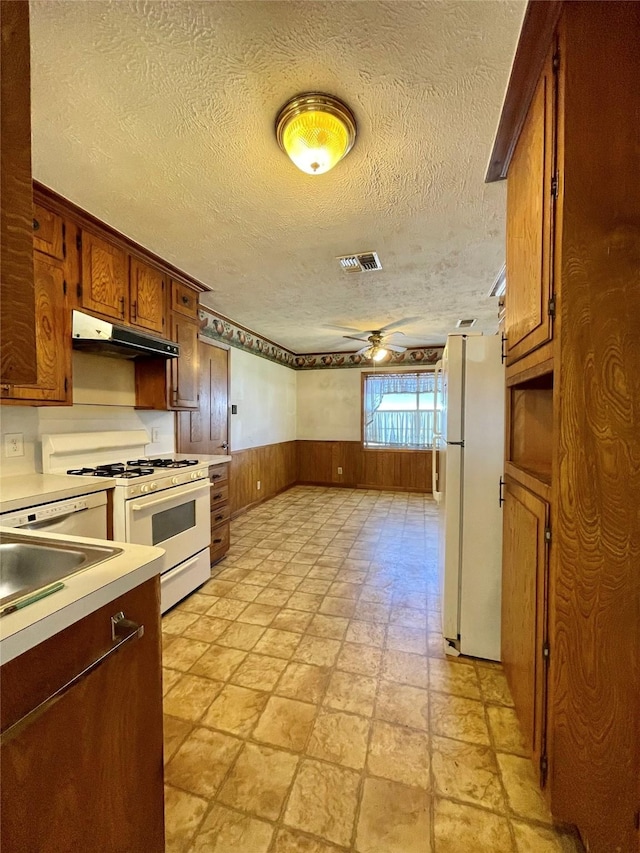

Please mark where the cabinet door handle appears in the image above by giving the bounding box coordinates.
[499,476,505,507]
[213,537,223,544]
[119,296,125,317]
[211,492,222,500]
[500,333,507,363]
[211,474,222,480]
[214,514,224,522]
[33,218,40,231]
[0,612,143,746]
[181,294,190,305]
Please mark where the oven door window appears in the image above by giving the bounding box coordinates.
[151,500,196,545]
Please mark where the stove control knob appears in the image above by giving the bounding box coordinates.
[150,482,158,491]
[141,484,150,493]
[172,476,180,485]
[190,471,198,480]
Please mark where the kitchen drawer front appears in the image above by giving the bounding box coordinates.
[171,279,199,318]
[209,463,229,486]
[210,521,230,565]
[210,483,229,508]
[211,503,230,528]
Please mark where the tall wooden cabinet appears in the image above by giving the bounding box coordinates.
[489,3,640,850]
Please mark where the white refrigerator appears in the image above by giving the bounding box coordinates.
[433,334,505,661]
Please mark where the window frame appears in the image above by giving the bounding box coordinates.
[360,369,438,452]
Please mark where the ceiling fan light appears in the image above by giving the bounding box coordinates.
[276,93,356,175]
[372,347,388,362]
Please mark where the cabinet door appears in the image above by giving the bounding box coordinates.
[33,204,64,260]
[0,578,164,852]
[505,46,556,365]
[171,278,198,318]
[177,342,229,454]
[170,314,199,409]
[501,478,550,783]
[1,252,71,404]
[81,230,128,321]
[130,257,166,335]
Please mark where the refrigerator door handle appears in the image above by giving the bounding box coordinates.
[447,440,465,447]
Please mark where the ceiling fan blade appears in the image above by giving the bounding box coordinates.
[379,317,421,334]
[343,335,371,343]
[324,323,367,334]
[356,345,372,356]
[386,344,407,353]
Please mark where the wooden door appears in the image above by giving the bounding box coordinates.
[501,478,550,783]
[505,44,556,365]
[1,252,71,404]
[177,341,229,453]
[130,257,166,335]
[33,204,64,260]
[0,578,164,853]
[80,230,128,321]
[170,314,199,409]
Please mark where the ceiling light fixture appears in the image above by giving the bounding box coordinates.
[276,93,356,175]
[371,346,388,362]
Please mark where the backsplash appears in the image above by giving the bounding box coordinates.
[0,404,174,477]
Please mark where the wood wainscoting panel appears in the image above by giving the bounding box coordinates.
[230,441,297,516]
[297,441,433,493]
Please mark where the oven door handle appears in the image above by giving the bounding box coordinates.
[130,482,209,512]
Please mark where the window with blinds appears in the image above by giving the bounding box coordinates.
[362,371,440,449]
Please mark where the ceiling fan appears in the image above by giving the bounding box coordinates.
[338,319,421,361]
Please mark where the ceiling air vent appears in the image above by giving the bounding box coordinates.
[337,251,382,273]
[456,318,477,329]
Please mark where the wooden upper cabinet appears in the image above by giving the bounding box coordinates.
[171,279,199,318]
[1,1,37,385]
[170,314,199,409]
[80,230,128,321]
[501,477,550,785]
[1,252,71,405]
[505,45,557,366]
[129,258,166,335]
[33,204,64,260]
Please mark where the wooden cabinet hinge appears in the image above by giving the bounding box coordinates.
[551,172,559,200]
[76,233,82,251]
[634,810,640,831]
[544,526,552,543]
[552,50,560,73]
[62,223,66,258]
[64,376,68,393]
[63,279,67,296]
[542,641,550,663]
[77,283,82,299]
[540,754,549,787]
[548,296,556,318]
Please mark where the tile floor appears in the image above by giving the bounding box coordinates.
[162,486,582,853]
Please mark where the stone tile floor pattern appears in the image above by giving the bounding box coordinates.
[162,486,583,853]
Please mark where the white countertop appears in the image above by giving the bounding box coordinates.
[0,474,116,515]
[0,526,164,664]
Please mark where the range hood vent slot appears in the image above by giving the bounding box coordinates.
[337,251,382,273]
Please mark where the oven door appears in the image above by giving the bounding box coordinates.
[124,481,210,573]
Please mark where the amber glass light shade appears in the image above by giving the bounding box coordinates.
[276,93,356,175]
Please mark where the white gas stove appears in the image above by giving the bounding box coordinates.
[42,431,211,612]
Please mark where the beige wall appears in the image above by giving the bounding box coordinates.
[229,347,296,452]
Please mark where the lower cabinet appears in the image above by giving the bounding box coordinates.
[210,462,231,565]
[0,577,164,853]
[501,477,550,785]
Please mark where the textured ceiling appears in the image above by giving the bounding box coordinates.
[29,0,524,353]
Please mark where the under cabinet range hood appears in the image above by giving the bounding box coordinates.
[72,310,179,359]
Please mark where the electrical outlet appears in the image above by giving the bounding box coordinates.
[151,428,160,443]
[4,433,24,457]
[257,480,261,490]
[337,466,343,475]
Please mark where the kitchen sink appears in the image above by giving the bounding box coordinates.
[0,532,122,611]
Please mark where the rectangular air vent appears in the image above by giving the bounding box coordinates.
[337,251,382,273]
[456,318,477,329]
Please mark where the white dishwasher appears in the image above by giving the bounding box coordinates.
[0,491,108,539]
